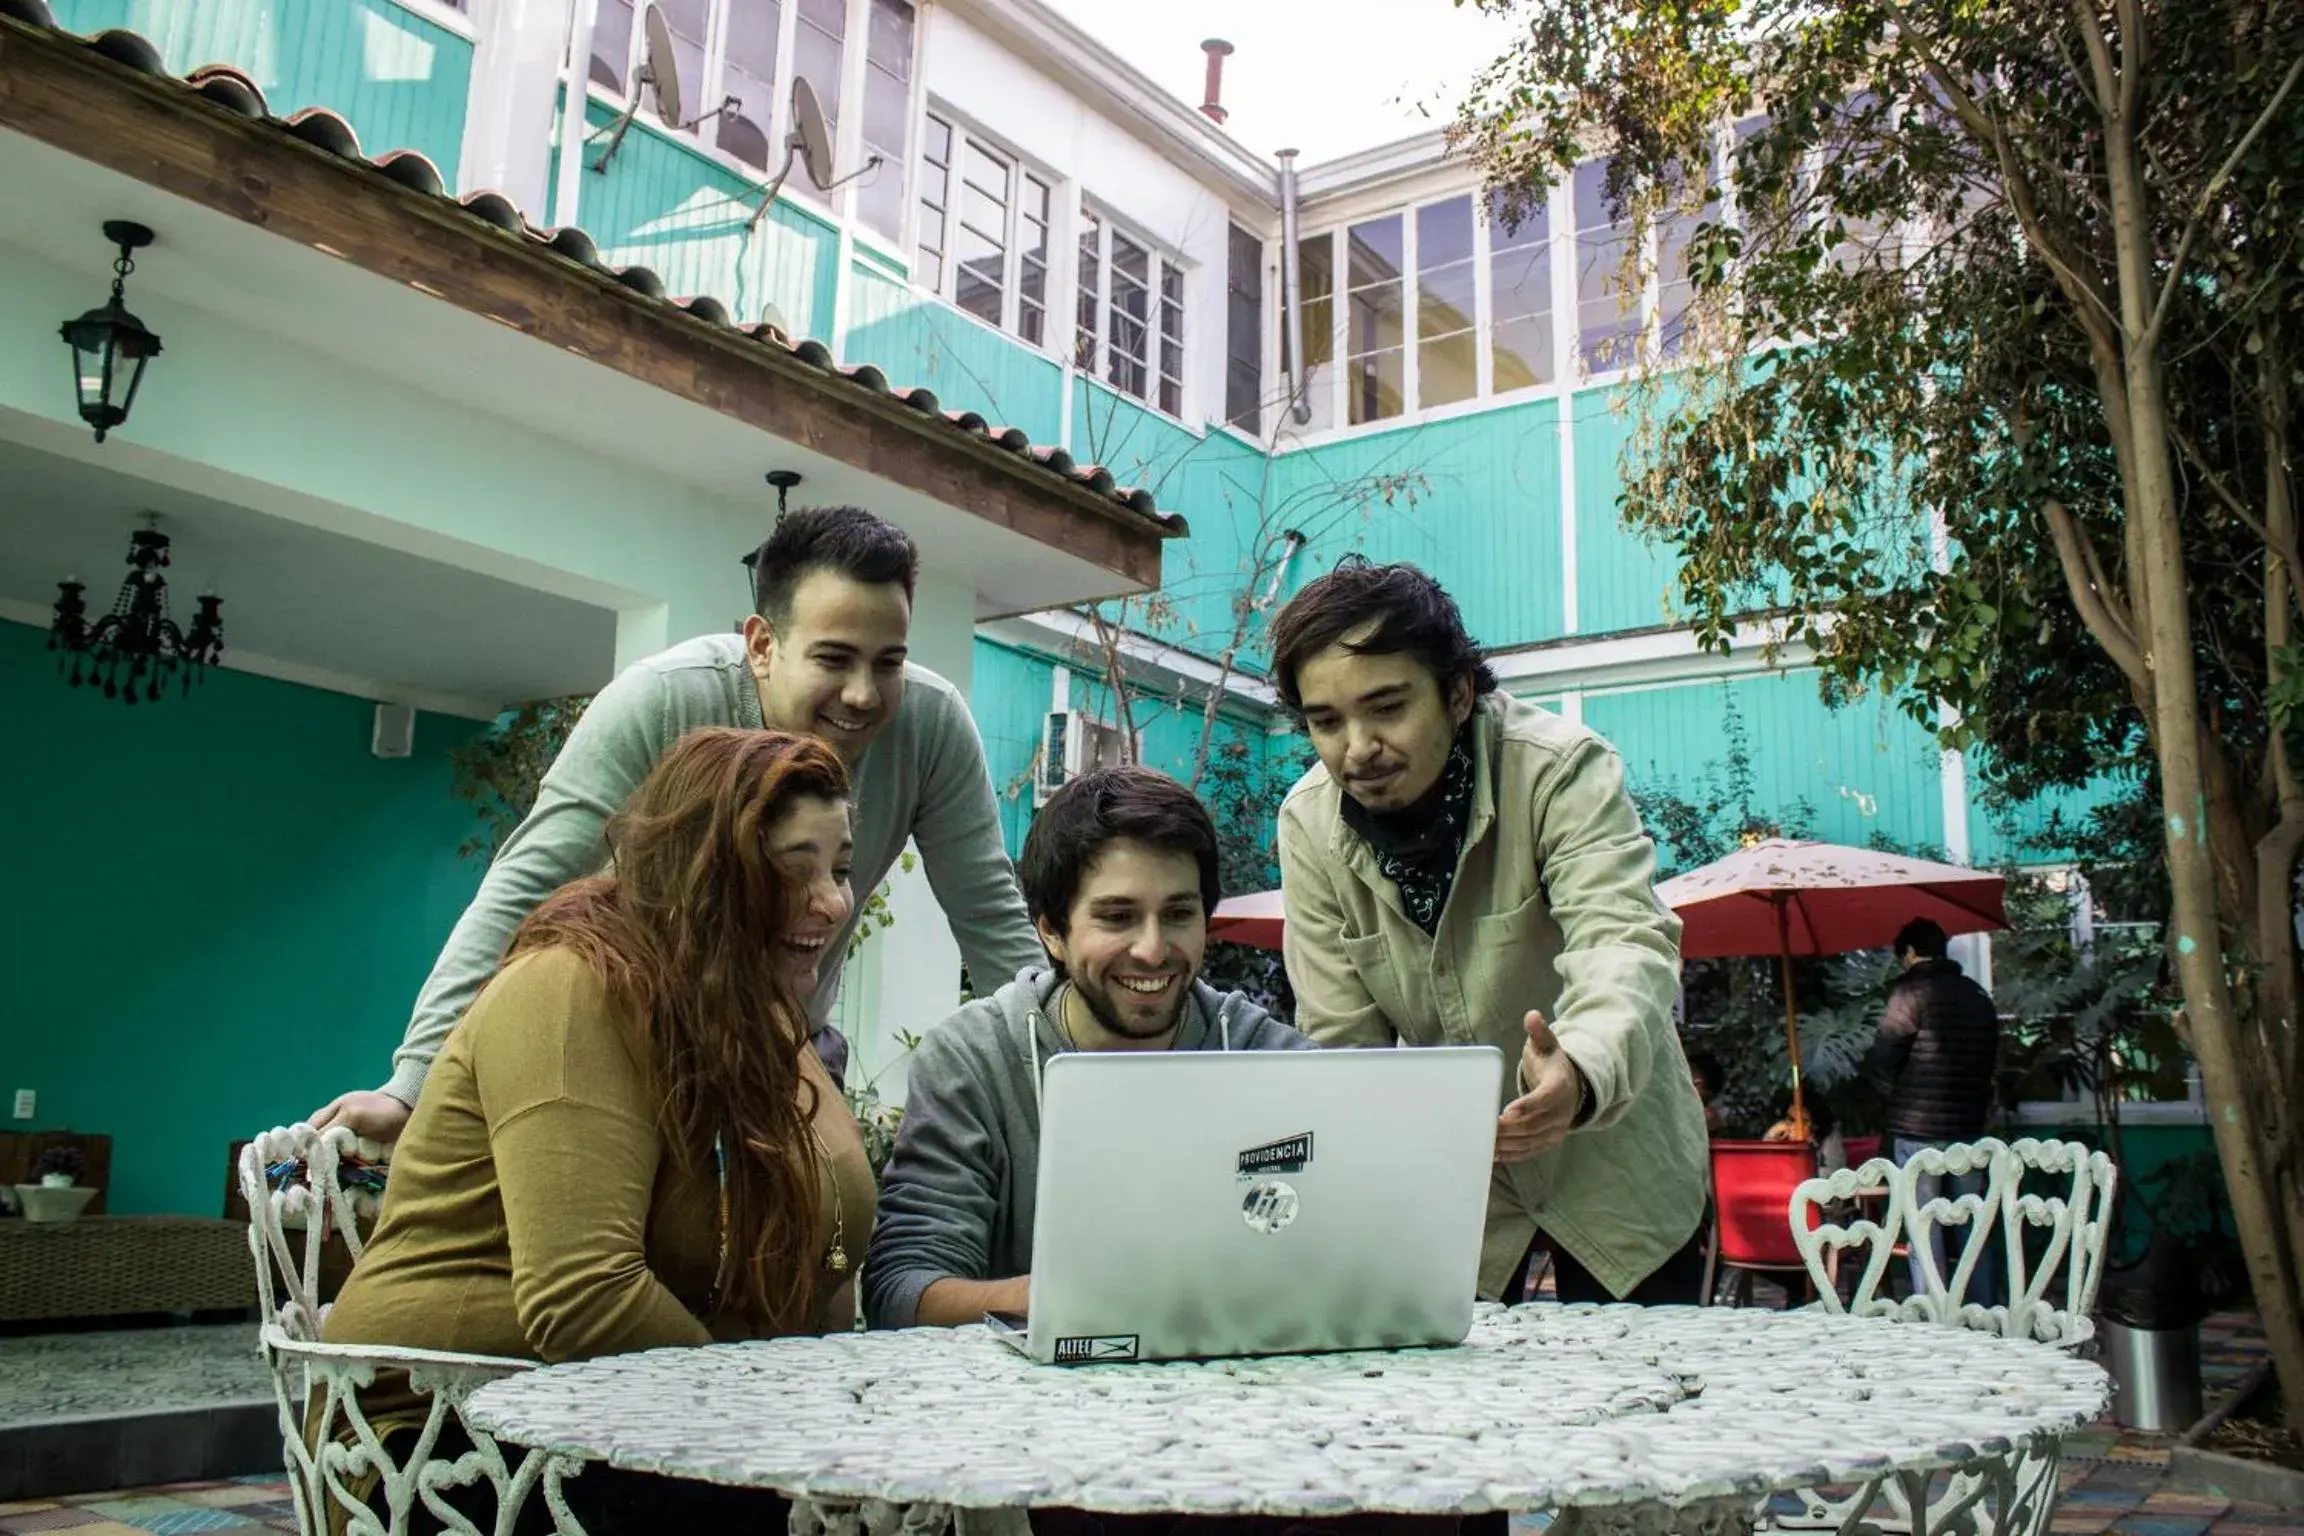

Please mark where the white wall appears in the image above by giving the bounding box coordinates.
[834,565,985,1106]
[0,238,758,666]
[923,11,1251,429]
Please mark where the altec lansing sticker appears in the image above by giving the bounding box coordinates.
[1052,1334,1140,1364]
[1236,1132,1313,1177]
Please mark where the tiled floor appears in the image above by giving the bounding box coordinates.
[7,1316,2294,1535]
[0,1475,299,1534]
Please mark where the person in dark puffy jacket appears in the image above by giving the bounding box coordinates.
[1865,918,2003,1305]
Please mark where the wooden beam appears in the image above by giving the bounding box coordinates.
[0,17,1167,591]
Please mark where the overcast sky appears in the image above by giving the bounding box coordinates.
[1041,0,1522,166]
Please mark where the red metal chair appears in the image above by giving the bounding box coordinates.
[1702,1139,1823,1307]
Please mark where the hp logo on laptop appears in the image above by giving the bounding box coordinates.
[1241,1179,1300,1234]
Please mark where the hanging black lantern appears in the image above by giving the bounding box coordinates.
[59,221,162,444]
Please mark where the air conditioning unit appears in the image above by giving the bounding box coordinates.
[1033,710,1133,805]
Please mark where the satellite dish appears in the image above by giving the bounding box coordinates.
[642,3,682,128]
[745,74,886,232]
[592,3,691,173]
[790,77,836,189]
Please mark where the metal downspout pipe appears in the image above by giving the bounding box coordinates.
[1278,148,1308,425]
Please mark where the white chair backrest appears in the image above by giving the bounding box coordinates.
[1794,1136,2117,1348]
[236,1123,386,1340]
[1790,1152,1912,1319]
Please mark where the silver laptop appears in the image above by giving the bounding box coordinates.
[990,1045,1503,1365]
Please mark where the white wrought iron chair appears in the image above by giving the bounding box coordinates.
[1767,1136,2118,1536]
[239,1123,589,1535]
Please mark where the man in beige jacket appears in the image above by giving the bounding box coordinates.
[1271,558,1710,1304]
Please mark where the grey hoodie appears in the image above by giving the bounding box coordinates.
[864,966,1313,1328]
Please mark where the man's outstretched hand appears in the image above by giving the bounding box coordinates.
[309,1090,412,1144]
[1496,1010,1583,1164]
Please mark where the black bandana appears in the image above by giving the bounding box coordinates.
[1341,728,1476,937]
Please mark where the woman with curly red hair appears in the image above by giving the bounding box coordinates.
[323,726,873,1530]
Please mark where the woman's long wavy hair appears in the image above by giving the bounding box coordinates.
[507,726,851,1330]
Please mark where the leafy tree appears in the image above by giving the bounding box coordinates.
[1456,0,2304,1414]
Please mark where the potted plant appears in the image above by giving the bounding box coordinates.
[14,1146,97,1223]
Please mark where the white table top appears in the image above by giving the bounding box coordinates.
[464,1303,2110,1518]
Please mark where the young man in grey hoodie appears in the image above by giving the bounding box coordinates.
[865,765,1311,1329]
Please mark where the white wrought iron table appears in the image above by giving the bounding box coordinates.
[463,1303,2110,1536]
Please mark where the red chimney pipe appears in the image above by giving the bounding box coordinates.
[1200,39,1234,126]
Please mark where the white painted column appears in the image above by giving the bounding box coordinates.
[838,568,976,1106]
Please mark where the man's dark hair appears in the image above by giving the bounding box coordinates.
[1020,766,1222,942]
[1266,556,1498,718]
[743,506,919,624]
[1895,918,1949,961]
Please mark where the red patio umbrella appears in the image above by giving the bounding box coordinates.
[1208,889,1285,950]
[1656,838,2008,1138]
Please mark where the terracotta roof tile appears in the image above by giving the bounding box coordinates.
[0,0,1180,534]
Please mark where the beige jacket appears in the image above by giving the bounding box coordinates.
[1278,693,1708,1299]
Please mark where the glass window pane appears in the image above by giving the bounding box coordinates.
[1348,347,1403,425]
[1020,299,1045,347]
[922,113,951,167]
[957,264,1003,324]
[1296,233,1334,371]
[1160,374,1182,415]
[1418,197,1475,269]
[962,184,1006,238]
[1347,214,1403,291]
[1348,277,1403,357]
[964,142,1008,196]
[589,0,634,90]
[1575,160,1636,373]
[718,0,779,172]
[916,206,945,257]
[1023,174,1050,223]
[919,251,943,291]
[867,0,913,74]
[1021,254,1046,310]
[1492,311,1552,392]
[1488,189,1548,253]
[795,0,844,129]
[1226,222,1264,431]
[1419,330,1477,409]
[857,165,905,239]
[1113,233,1151,285]
[1076,215,1102,370]
[1418,258,1476,341]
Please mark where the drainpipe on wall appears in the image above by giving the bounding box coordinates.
[1278,148,1307,425]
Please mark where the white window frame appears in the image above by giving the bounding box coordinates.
[390,0,479,39]
[913,112,1056,349]
[1073,206,1189,421]
[577,0,916,233]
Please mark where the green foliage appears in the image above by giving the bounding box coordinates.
[448,695,594,860]
[1448,0,2300,821]
[842,1027,923,1185]
[1195,735,1310,1019]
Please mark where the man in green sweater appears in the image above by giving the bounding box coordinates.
[313,506,1045,1142]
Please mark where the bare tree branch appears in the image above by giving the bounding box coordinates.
[2069,0,2123,115]
[2170,415,2304,584]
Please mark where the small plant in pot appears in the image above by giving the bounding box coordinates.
[14,1146,96,1223]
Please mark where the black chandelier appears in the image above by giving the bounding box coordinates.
[48,522,225,704]
[59,221,163,444]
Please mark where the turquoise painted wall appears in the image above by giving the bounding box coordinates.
[50,0,473,174]
[843,269,1064,440]
[554,99,842,341]
[0,620,484,1217]
[1583,670,1947,853]
[1573,384,1684,635]
[970,636,1281,860]
[1969,769,2142,868]
[1276,398,1569,654]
